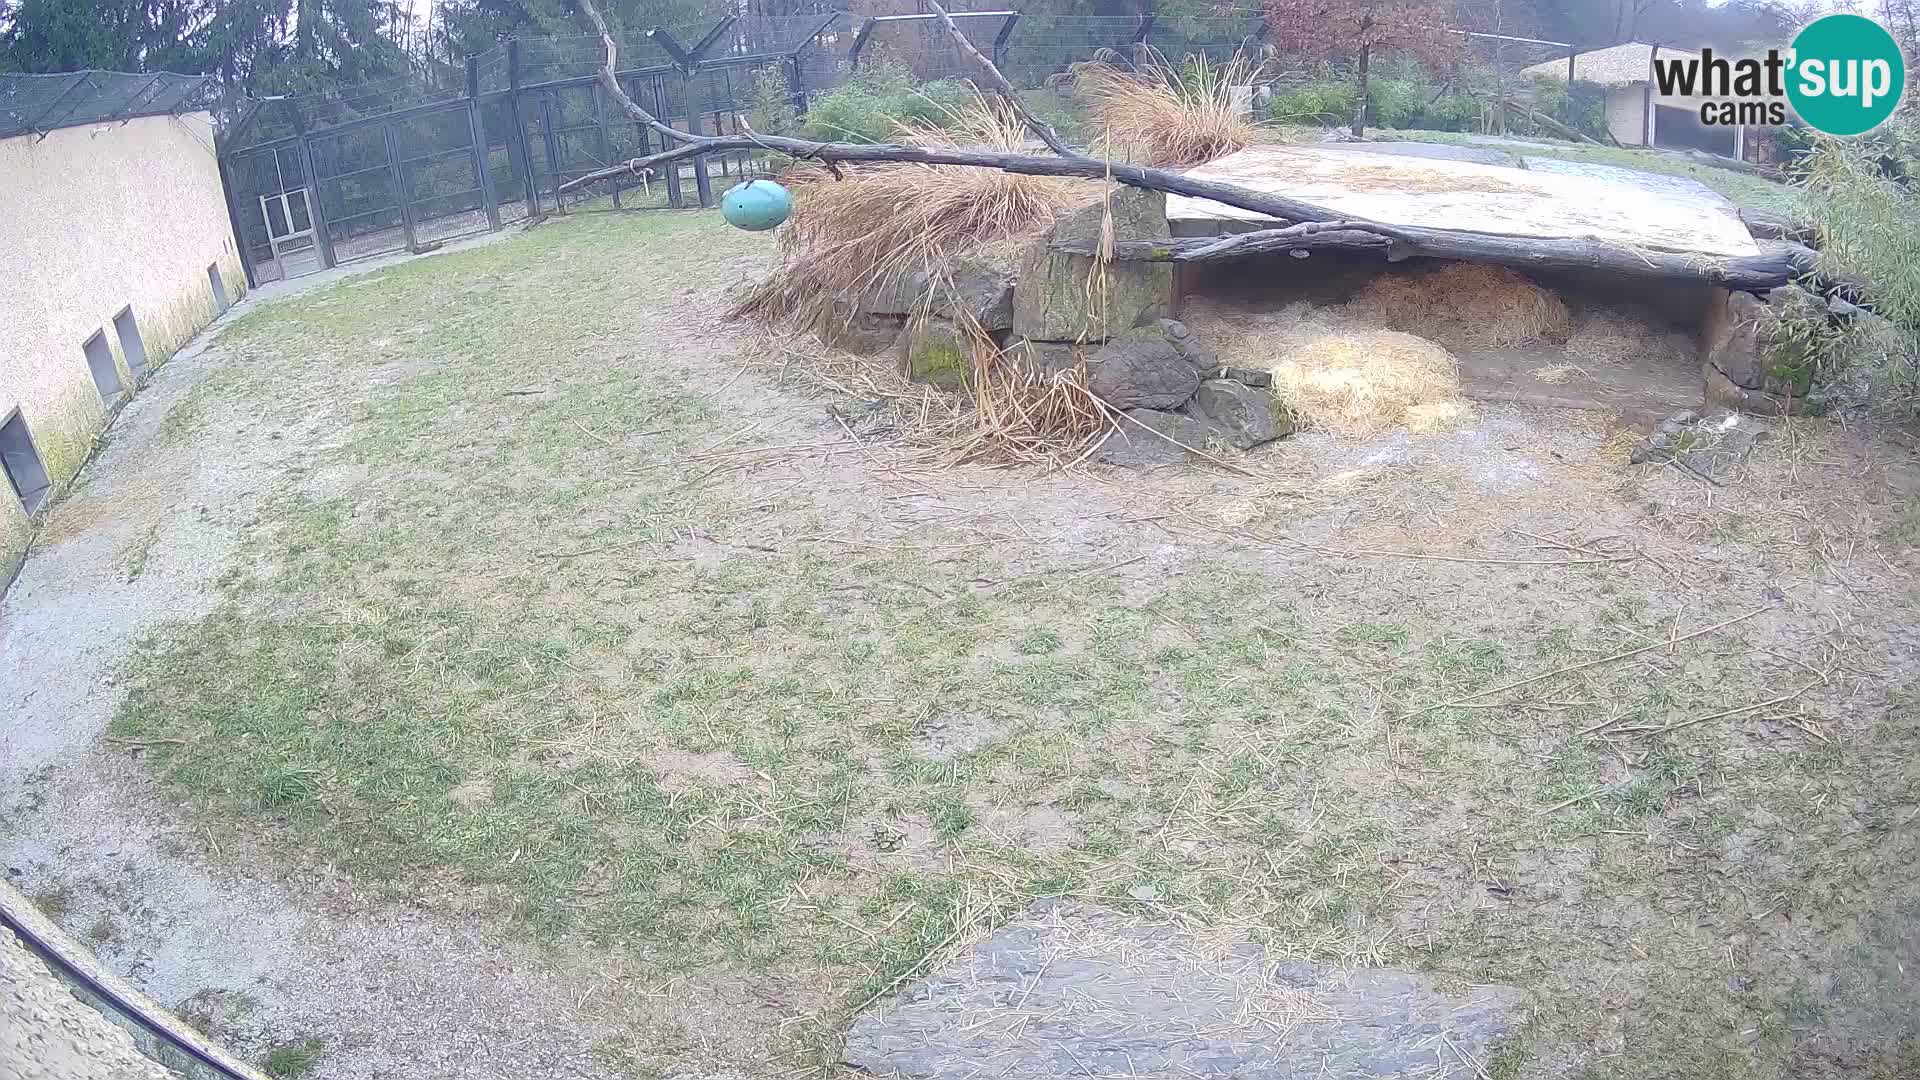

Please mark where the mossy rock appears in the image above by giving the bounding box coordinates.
[899,316,972,390]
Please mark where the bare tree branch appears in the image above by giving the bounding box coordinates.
[579,0,690,146]
[560,0,1800,292]
[924,0,1077,156]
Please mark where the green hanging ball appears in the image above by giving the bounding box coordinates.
[721,179,792,232]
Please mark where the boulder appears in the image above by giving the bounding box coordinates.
[1703,360,1823,417]
[1086,324,1200,410]
[857,273,921,318]
[899,316,973,389]
[1095,408,1217,467]
[1703,289,1771,391]
[920,258,1016,332]
[1014,188,1175,341]
[859,258,1017,332]
[816,299,906,355]
[1183,379,1292,448]
[1006,338,1084,379]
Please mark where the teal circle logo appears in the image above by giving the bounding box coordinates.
[1786,14,1906,136]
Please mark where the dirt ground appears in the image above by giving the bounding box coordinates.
[2,209,1917,1080]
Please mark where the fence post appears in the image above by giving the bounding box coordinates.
[657,79,683,207]
[682,70,713,207]
[216,153,260,289]
[991,13,1021,74]
[382,122,421,251]
[286,103,337,269]
[592,79,620,209]
[1128,13,1156,64]
[467,56,503,231]
[506,39,541,217]
[538,90,565,213]
[785,54,807,116]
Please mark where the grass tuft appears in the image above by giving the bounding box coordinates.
[1069,48,1260,167]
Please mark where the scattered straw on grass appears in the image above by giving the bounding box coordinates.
[747,326,1111,470]
[1067,48,1259,167]
[729,90,1095,328]
[1343,263,1571,348]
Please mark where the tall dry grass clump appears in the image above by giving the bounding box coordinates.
[729,90,1094,327]
[1069,48,1259,167]
[1343,263,1571,348]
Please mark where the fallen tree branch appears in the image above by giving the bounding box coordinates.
[1501,99,1601,146]
[926,0,1075,156]
[1053,225,1809,288]
[556,133,1387,229]
[567,0,1807,293]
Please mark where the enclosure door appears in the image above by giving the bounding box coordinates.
[261,188,323,278]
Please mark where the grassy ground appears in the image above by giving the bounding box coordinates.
[1365,128,1801,215]
[109,209,1918,1077]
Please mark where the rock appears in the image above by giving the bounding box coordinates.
[1223,366,1273,388]
[921,258,1016,332]
[1702,285,1827,407]
[899,316,973,389]
[1006,338,1083,378]
[1095,409,1216,467]
[1703,360,1823,417]
[843,901,1523,1079]
[815,300,906,355]
[1086,324,1200,410]
[859,258,1015,333]
[1704,289,1772,391]
[1183,379,1292,449]
[1632,407,1769,482]
[1014,188,1175,341]
[857,273,921,318]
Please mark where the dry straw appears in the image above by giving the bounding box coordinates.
[1066,47,1261,167]
[1270,331,1474,437]
[1344,263,1572,348]
[729,90,1094,329]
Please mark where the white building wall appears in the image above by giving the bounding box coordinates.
[0,111,244,574]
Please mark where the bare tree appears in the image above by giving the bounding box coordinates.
[1266,0,1464,137]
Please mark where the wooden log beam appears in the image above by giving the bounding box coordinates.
[1056,226,1808,290]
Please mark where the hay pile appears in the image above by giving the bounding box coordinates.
[1273,331,1474,437]
[1563,305,1698,367]
[1184,298,1476,438]
[1067,48,1259,167]
[729,91,1096,327]
[1343,263,1571,348]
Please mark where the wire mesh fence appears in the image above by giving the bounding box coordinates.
[215,8,1577,286]
[0,70,216,139]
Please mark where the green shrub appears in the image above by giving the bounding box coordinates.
[1420,93,1482,132]
[1792,139,1920,412]
[800,61,973,143]
[1366,77,1427,129]
[1267,79,1356,125]
[747,65,798,137]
